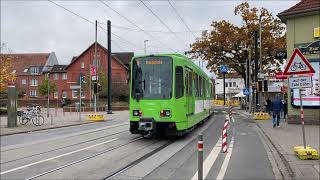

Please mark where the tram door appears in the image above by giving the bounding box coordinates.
[185,68,194,118]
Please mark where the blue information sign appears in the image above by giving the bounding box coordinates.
[220,65,228,73]
[243,88,250,96]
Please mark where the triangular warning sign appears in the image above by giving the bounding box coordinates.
[283,48,315,75]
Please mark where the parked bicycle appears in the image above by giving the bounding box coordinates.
[17,105,44,126]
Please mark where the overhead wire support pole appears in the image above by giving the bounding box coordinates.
[107,20,112,114]
[259,15,263,108]
[94,20,97,113]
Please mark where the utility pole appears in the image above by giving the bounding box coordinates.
[107,20,112,114]
[254,30,259,111]
[94,20,97,113]
[248,47,252,113]
[259,15,263,107]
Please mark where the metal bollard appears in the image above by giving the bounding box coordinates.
[198,134,203,180]
[51,114,53,125]
[55,108,57,117]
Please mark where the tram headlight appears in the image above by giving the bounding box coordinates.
[133,110,142,116]
[160,110,171,117]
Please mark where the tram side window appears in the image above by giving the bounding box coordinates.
[199,76,203,97]
[194,74,198,97]
[175,66,184,98]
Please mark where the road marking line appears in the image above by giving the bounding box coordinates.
[216,136,234,179]
[0,138,118,175]
[191,136,222,180]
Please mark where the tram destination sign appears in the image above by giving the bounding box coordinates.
[288,76,312,89]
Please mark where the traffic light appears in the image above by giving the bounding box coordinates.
[257,81,263,92]
[93,83,98,94]
[263,80,268,92]
[80,74,85,85]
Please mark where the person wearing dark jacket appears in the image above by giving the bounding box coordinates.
[283,100,288,120]
[271,94,283,127]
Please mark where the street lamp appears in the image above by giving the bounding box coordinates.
[144,40,149,55]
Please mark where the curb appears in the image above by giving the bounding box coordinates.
[0,121,100,137]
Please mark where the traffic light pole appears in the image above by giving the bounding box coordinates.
[254,31,259,110]
[79,75,82,121]
[94,20,97,113]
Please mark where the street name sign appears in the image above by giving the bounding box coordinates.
[243,88,250,96]
[283,48,315,75]
[288,76,312,89]
[220,65,228,74]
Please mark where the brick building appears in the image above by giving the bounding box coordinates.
[0,52,58,100]
[1,42,133,106]
[48,42,132,103]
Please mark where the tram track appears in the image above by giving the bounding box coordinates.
[1,129,129,165]
[23,137,169,180]
[1,122,129,153]
[104,139,174,180]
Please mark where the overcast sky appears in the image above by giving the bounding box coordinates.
[1,0,299,76]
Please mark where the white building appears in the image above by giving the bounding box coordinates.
[215,76,245,100]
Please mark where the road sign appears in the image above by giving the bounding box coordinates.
[90,65,96,76]
[243,88,250,96]
[289,76,312,89]
[220,65,228,73]
[283,48,315,75]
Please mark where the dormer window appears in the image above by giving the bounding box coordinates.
[23,68,28,73]
[30,66,39,74]
[11,70,16,74]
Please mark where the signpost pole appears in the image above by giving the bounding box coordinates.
[223,73,226,105]
[299,88,306,149]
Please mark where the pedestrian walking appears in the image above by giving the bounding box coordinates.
[271,94,283,127]
[283,100,288,120]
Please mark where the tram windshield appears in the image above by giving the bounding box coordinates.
[132,56,172,100]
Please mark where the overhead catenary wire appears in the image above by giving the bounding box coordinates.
[99,0,176,52]
[139,0,186,46]
[167,0,197,39]
[47,0,143,51]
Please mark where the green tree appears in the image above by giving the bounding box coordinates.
[38,79,57,97]
[189,2,286,81]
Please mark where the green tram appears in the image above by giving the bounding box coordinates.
[129,54,214,137]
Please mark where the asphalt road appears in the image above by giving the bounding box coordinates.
[0,107,276,180]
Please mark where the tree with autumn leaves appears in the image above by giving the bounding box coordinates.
[189,2,286,81]
[0,54,16,93]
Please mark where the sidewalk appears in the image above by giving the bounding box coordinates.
[237,109,320,180]
[0,109,129,136]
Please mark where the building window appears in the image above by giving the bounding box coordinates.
[54,73,59,80]
[81,91,85,98]
[72,90,78,98]
[62,73,67,80]
[175,66,184,98]
[229,82,232,87]
[30,79,38,86]
[62,91,67,98]
[54,91,58,99]
[23,68,28,73]
[233,82,236,87]
[225,82,228,87]
[30,90,37,97]
[30,67,39,74]
[81,62,84,68]
[22,79,26,85]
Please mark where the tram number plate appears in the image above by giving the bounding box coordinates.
[138,122,153,131]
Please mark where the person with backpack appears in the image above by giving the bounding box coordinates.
[271,94,284,127]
